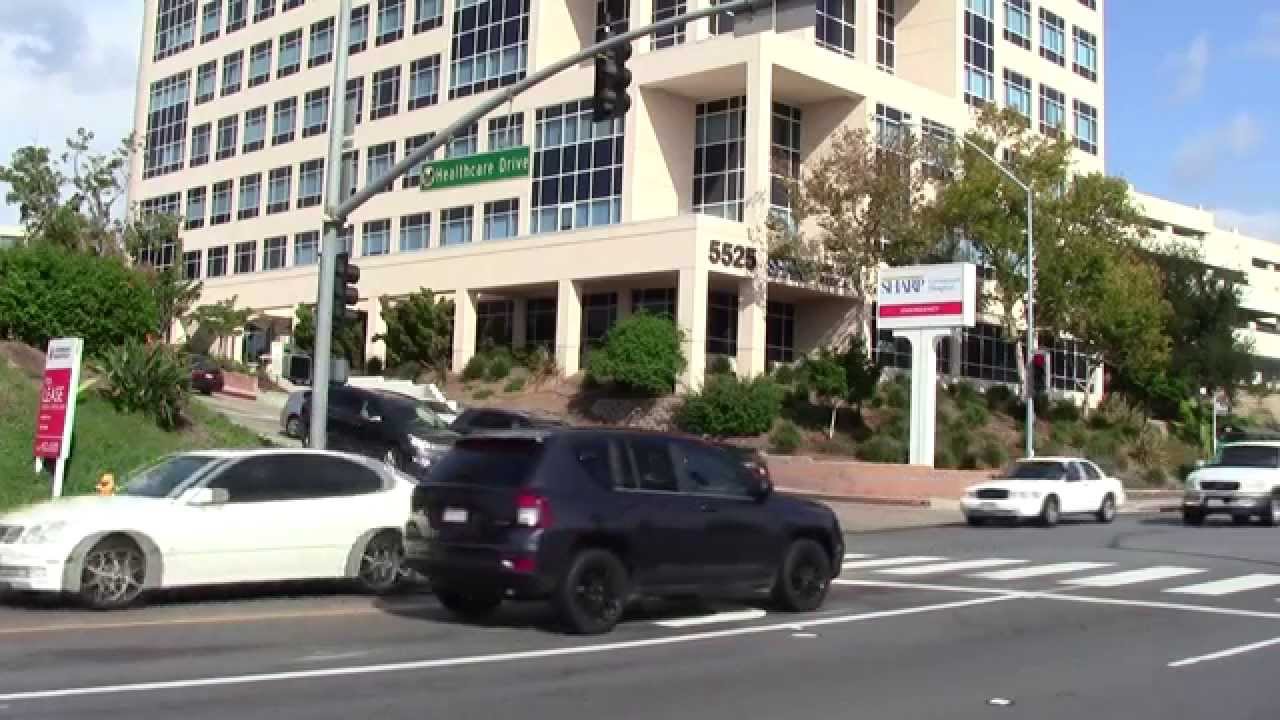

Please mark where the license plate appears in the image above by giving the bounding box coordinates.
[442,507,468,524]
[1207,498,1227,507]
[981,502,997,510]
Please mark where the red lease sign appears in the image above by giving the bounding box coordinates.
[32,338,83,460]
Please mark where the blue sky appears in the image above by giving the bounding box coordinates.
[0,0,1275,240]
[1106,0,1279,239]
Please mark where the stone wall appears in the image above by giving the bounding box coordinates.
[766,455,996,501]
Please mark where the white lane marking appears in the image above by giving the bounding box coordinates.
[971,562,1114,581]
[1062,566,1206,588]
[0,596,1015,703]
[835,579,1280,620]
[297,651,372,663]
[843,553,873,560]
[878,559,1027,576]
[1163,574,1280,597]
[654,609,767,628]
[843,556,945,570]
[1169,636,1280,668]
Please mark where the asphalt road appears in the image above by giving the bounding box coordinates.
[4,513,1280,719]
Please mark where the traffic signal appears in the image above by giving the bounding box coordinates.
[333,251,361,323]
[1030,351,1049,398]
[592,27,633,123]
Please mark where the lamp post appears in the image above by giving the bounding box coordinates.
[1200,387,1219,457]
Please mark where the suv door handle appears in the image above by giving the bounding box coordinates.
[699,503,717,513]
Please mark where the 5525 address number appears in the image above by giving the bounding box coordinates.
[709,241,759,271]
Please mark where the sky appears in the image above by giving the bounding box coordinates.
[0,0,1275,241]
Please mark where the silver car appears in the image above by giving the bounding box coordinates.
[280,389,309,438]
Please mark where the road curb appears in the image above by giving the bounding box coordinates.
[776,488,932,507]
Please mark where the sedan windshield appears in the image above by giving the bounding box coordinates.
[1003,461,1067,480]
[122,455,218,498]
[1213,446,1280,469]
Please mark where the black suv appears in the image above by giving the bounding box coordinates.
[405,428,843,634]
[448,407,567,435]
[300,385,458,477]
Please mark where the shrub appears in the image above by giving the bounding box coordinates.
[772,364,797,386]
[935,444,960,469]
[486,353,513,381]
[985,384,1018,415]
[948,381,981,407]
[880,376,910,411]
[462,355,488,381]
[960,401,990,428]
[97,341,190,430]
[365,356,384,376]
[1051,420,1089,450]
[674,375,783,437]
[504,376,526,393]
[943,425,979,470]
[0,245,158,356]
[373,289,455,382]
[1140,466,1168,488]
[979,434,1009,469]
[472,388,494,400]
[523,345,558,387]
[857,435,906,464]
[1083,429,1124,466]
[769,419,803,454]
[1048,399,1082,423]
[586,313,686,396]
[840,335,881,411]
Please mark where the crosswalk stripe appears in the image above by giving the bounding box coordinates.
[843,553,873,560]
[1064,566,1206,588]
[1163,574,1280,597]
[878,558,1027,576]
[971,562,1115,581]
[843,556,945,570]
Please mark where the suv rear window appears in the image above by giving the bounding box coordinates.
[1215,445,1280,468]
[429,438,545,487]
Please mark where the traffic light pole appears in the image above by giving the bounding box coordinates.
[309,0,767,448]
[309,0,352,450]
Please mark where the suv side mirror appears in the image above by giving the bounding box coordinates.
[188,487,229,506]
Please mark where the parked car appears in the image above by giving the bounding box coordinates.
[281,389,310,438]
[1183,442,1280,526]
[299,385,459,476]
[0,449,410,610]
[960,457,1126,527]
[448,407,567,435]
[189,355,225,395]
[405,428,843,635]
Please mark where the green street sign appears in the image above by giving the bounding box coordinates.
[419,146,532,191]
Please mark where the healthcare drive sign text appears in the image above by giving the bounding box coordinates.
[876,263,977,330]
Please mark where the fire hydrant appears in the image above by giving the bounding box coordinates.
[96,473,115,496]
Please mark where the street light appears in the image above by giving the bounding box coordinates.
[893,123,1037,457]
[1200,387,1220,457]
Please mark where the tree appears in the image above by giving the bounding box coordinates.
[0,145,64,240]
[189,296,254,358]
[64,129,133,256]
[372,289,455,382]
[840,334,881,416]
[803,349,848,438]
[126,212,202,342]
[586,312,687,395]
[291,303,366,365]
[765,125,942,314]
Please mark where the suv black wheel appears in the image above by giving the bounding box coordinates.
[556,549,629,635]
[771,538,832,613]
[285,415,303,438]
[1183,509,1205,526]
[1264,496,1280,527]
[436,588,503,620]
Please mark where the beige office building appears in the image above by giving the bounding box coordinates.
[131,0,1107,388]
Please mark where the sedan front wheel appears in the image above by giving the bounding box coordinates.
[78,537,147,611]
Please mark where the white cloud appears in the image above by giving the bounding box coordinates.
[1172,112,1263,186]
[1216,208,1280,244]
[1168,33,1211,103]
[1250,11,1280,60]
[0,0,143,225]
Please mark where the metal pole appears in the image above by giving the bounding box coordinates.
[309,0,352,451]
[1024,194,1036,458]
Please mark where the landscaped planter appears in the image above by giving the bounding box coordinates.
[221,371,258,400]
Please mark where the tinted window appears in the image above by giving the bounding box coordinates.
[123,455,218,497]
[1005,461,1067,480]
[1081,462,1103,480]
[677,442,751,497]
[573,437,622,489]
[208,454,382,502]
[472,411,517,429]
[430,438,544,487]
[311,455,384,495]
[330,387,363,413]
[208,456,302,503]
[627,438,679,493]
[1066,463,1085,482]
[1215,446,1280,468]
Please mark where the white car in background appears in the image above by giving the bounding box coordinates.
[960,457,1126,527]
[0,449,411,610]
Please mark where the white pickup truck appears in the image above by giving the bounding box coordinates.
[1183,442,1280,526]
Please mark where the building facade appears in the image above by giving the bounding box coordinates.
[131,0,1107,386]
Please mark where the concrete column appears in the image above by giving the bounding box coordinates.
[616,286,634,321]
[451,289,477,374]
[949,328,963,378]
[897,328,952,467]
[511,297,528,349]
[678,267,708,389]
[736,275,767,377]
[554,279,583,376]
[743,56,774,228]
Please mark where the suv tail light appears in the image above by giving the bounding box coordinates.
[516,490,553,529]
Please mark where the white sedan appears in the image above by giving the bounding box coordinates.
[0,449,412,610]
[960,457,1126,527]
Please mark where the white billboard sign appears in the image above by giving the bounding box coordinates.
[876,263,978,330]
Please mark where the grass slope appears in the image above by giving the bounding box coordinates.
[0,360,266,512]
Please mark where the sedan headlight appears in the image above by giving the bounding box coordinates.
[964,489,978,498]
[408,436,448,467]
[18,521,69,545]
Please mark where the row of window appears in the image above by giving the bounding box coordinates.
[966,1,1099,109]
[1000,70,1099,154]
[875,323,1091,392]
